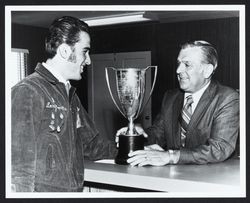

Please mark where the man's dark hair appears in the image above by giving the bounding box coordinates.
[181,40,218,70]
[45,16,90,58]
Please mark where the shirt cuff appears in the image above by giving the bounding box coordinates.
[168,150,180,164]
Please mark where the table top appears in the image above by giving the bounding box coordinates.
[84,157,242,194]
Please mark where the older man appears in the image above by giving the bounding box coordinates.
[120,40,239,166]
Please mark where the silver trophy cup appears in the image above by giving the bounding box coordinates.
[105,66,157,164]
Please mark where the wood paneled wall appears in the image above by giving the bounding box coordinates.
[91,17,239,118]
[12,17,239,118]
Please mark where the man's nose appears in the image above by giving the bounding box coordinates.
[85,54,91,65]
[176,63,184,74]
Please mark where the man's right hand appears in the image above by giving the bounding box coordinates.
[115,124,148,147]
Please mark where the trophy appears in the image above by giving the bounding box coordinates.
[105,66,157,165]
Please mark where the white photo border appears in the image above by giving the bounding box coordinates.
[5,4,246,198]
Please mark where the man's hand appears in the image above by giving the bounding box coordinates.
[115,124,148,147]
[144,144,164,151]
[127,144,170,166]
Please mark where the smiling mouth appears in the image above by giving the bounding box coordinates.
[178,75,188,81]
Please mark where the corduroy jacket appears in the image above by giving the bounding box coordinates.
[11,63,117,192]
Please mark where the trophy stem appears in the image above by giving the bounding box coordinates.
[128,117,135,136]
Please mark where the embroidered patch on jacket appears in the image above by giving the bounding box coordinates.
[46,99,67,133]
[46,101,67,112]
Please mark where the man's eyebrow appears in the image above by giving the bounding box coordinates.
[180,59,190,63]
[177,59,186,63]
[83,47,90,51]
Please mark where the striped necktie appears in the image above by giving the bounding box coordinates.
[180,95,194,147]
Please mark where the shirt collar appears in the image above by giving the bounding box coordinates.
[42,62,70,86]
[184,81,211,110]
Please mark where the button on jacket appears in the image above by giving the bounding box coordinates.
[11,63,117,192]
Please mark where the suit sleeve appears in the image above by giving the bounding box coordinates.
[145,92,169,148]
[178,91,239,164]
[11,85,42,192]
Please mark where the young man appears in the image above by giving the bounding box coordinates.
[118,40,239,166]
[11,16,117,192]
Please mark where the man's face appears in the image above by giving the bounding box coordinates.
[176,47,208,93]
[66,31,91,80]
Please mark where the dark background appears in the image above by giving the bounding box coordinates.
[12,17,239,119]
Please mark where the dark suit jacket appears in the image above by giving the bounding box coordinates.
[146,80,239,164]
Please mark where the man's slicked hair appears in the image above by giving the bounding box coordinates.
[45,16,90,59]
[181,40,218,70]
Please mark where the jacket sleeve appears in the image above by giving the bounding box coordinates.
[83,132,118,161]
[76,100,118,161]
[178,91,239,164]
[145,92,169,148]
[11,84,42,191]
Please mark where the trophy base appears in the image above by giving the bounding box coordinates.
[115,156,130,165]
[115,134,144,165]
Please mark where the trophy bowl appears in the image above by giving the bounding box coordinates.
[105,66,157,165]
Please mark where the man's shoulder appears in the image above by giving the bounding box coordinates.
[212,80,239,98]
[11,71,46,94]
[206,81,239,108]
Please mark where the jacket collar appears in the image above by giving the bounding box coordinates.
[35,63,77,99]
[189,80,217,126]
[172,90,184,147]
[35,63,59,85]
[185,80,218,146]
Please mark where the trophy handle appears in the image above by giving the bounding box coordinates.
[137,66,158,117]
[105,67,127,119]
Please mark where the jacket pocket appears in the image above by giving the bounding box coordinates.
[45,144,56,178]
[37,134,70,186]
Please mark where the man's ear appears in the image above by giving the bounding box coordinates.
[203,64,214,79]
[57,43,72,59]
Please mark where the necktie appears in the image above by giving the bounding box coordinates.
[180,95,193,147]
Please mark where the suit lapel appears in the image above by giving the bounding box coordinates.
[186,81,217,146]
[172,92,184,148]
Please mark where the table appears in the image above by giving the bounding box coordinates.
[84,158,241,194]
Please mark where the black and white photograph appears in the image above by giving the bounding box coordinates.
[3,2,247,200]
